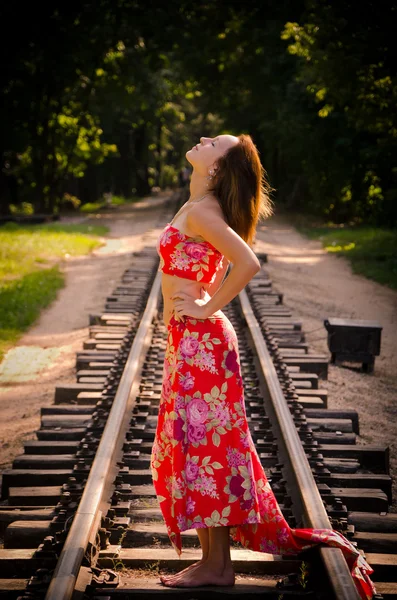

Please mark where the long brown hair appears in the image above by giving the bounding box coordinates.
[209,134,274,245]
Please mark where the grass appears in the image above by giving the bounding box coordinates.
[0,221,109,360]
[291,214,397,290]
[80,195,140,213]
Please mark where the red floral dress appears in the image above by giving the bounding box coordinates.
[151,224,375,600]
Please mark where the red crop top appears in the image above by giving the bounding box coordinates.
[156,223,224,284]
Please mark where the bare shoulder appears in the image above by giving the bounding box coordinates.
[187,194,225,228]
[186,193,257,265]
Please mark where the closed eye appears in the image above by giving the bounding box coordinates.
[211,141,215,146]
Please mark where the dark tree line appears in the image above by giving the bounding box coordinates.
[1,1,396,225]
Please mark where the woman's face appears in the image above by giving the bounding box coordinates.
[186,134,239,175]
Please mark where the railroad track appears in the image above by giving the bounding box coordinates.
[0,196,395,600]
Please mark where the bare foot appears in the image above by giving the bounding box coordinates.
[161,561,235,588]
[160,559,205,585]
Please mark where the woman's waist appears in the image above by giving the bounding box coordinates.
[161,275,208,300]
[167,311,227,331]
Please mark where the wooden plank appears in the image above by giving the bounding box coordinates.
[2,470,71,500]
[319,474,392,501]
[36,428,86,441]
[366,553,397,581]
[0,549,57,577]
[323,487,389,512]
[349,512,397,533]
[23,441,79,454]
[91,575,315,597]
[283,358,328,378]
[305,409,359,433]
[4,520,52,548]
[41,414,92,428]
[295,388,328,400]
[55,383,103,403]
[98,547,302,575]
[318,444,389,472]
[41,406,94,415]
[13,455,76,470]
[8,486,62,506]
[353,531,397,553]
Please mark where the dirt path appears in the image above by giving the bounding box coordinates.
[255,212,397,509]
[0,193,174,472]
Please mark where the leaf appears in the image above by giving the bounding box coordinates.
[204,517,214,527]
[206,341,213,349]
[221,382,228,393]
[202,333,210,341]
[212,431,220,447]
[191,455,199,464]
[217,426,226,434]
[152,469,158,481]
[169,411,178,419]
[212,338,221,344]
[211,385,220,397]
[197,271,203,281]
[157,495,166,503]
[153,460,161,468]
[192,264,200,271]
[205,466,214,474]
[212,462,223,469]
[211,510,220,523]
[202,456,211,465]
[222,505,231,517]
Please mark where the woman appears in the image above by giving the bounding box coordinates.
[150,134,375,598]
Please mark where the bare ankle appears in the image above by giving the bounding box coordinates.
[206,557,232,573]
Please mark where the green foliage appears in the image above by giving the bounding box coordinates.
[296,221,397,290]
[0,221,107,358]
[0,267,64,360]
[0,223,107,280]
[110,195,140,205]
[9,203,35,215]
[80,202,105,213]
[1,2,396,228]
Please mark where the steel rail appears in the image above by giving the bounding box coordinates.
[45,271,162,600]
[239,288,361,600]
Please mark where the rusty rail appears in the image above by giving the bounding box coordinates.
[238,288,361,600]
[44,272,162,600]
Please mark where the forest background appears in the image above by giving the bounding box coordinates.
[1,0,396,227]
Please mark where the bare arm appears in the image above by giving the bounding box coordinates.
[205,257,230,297]
[186,204,260,317]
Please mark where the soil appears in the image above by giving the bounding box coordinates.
[254,211,397,510]
[0,201,396,513]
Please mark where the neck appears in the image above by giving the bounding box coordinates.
[189,169,209,201]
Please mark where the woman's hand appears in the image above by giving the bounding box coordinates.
[171,292,209,321]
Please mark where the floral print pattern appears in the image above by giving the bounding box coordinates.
[150,312,375,599]
[156,224,224,283]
